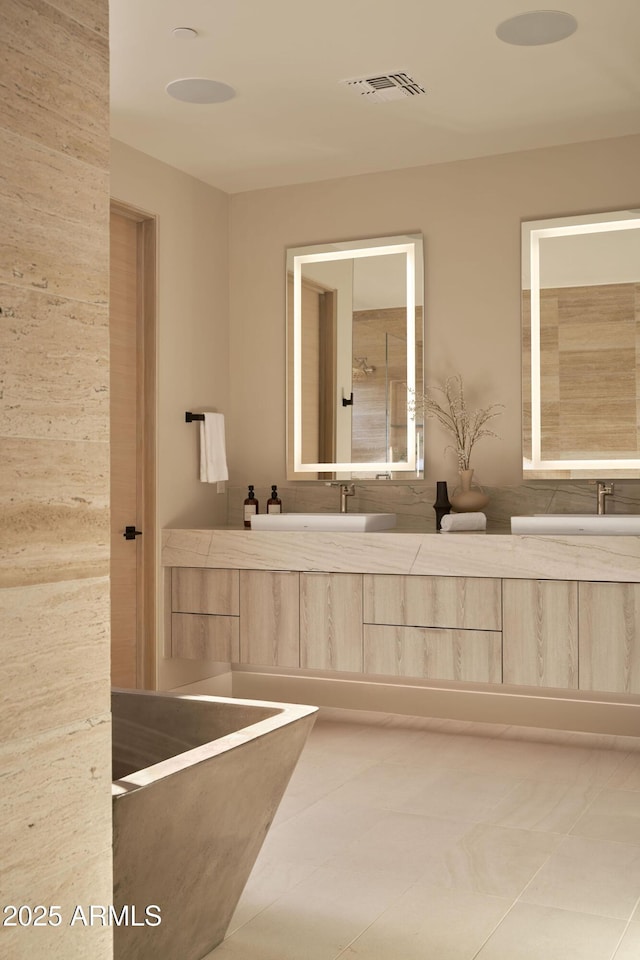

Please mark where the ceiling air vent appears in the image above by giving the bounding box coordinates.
[341,72,426,103]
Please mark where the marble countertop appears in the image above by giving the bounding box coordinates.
[162,527,640,583]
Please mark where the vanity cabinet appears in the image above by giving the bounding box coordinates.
[362,575,502,683]
[300,573,363,672]
[579,582,640,694]
[239,570,300,668]
[167,559,640,699]
[503,579,578,688]
[163,529,640,733]
[171,568,239,661]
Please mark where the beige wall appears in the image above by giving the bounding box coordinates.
[111,132,640,682]
[110,140,231,688]
[110,140,230,530]
[228,134,640,488]
[0,1,112,957]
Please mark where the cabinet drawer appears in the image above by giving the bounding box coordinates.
[172,568,239,616]
[363,575,501,631]
[364,624,502,683]
[172,613,240,662]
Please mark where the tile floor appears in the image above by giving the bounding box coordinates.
[207,709,640,960]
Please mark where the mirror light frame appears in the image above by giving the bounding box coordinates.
[523,210,640,476]
[290,238,419,474]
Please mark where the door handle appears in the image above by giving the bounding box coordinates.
[123,526,142,540]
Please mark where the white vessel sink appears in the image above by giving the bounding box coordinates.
[511,515,640,536]
[250,513,397,532]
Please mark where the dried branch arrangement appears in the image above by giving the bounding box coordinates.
[409,374,503,471]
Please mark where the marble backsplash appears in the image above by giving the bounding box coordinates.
[226,478,640,532]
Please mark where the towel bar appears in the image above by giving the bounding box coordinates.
[185,412,205,422]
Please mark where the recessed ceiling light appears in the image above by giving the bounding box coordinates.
[172,27,198,40]
[496,10,578,46]
[166,78,236,104]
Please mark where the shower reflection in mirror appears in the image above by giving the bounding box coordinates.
[286,234,424,480]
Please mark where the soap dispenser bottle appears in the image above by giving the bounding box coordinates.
[267,485,282,514]
[243,485,259,528]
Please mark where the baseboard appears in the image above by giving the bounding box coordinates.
[169,672,233,697]
[231,670,640,737]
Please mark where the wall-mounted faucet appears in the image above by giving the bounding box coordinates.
[326,482,356,513]
[595,480,614,515]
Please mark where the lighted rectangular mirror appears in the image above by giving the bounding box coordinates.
[522,209,640,478]
[286,234,424,480]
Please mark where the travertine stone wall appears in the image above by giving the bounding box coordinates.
[541,283,639,457]
[523,283,640,459]
[0,1,112,957]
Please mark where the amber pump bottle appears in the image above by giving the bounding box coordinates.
[243,485,259,527]
[267,485,282,514]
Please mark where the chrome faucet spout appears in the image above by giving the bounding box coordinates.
[596,480,614,515]
[325,481,356,513]
[339,483,355,513]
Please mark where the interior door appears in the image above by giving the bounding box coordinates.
[109,205,156,688]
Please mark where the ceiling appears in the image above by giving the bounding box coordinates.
[109,0,640,194]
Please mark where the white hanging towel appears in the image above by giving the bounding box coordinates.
[200,412,229,482]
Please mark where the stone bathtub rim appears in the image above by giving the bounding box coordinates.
[111,688,318,797]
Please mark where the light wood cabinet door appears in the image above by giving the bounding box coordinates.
[239,570,300,667]
[579,582,640,693]
[363,575,501,631]
[172,568,239,615]
[172,613,239,662]
[364,624,502,683]
[503,579,578,688]
[300,573,363,672]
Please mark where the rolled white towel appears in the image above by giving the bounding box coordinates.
[440,512,486,532]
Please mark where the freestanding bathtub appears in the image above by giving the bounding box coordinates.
[111,689,317,960]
